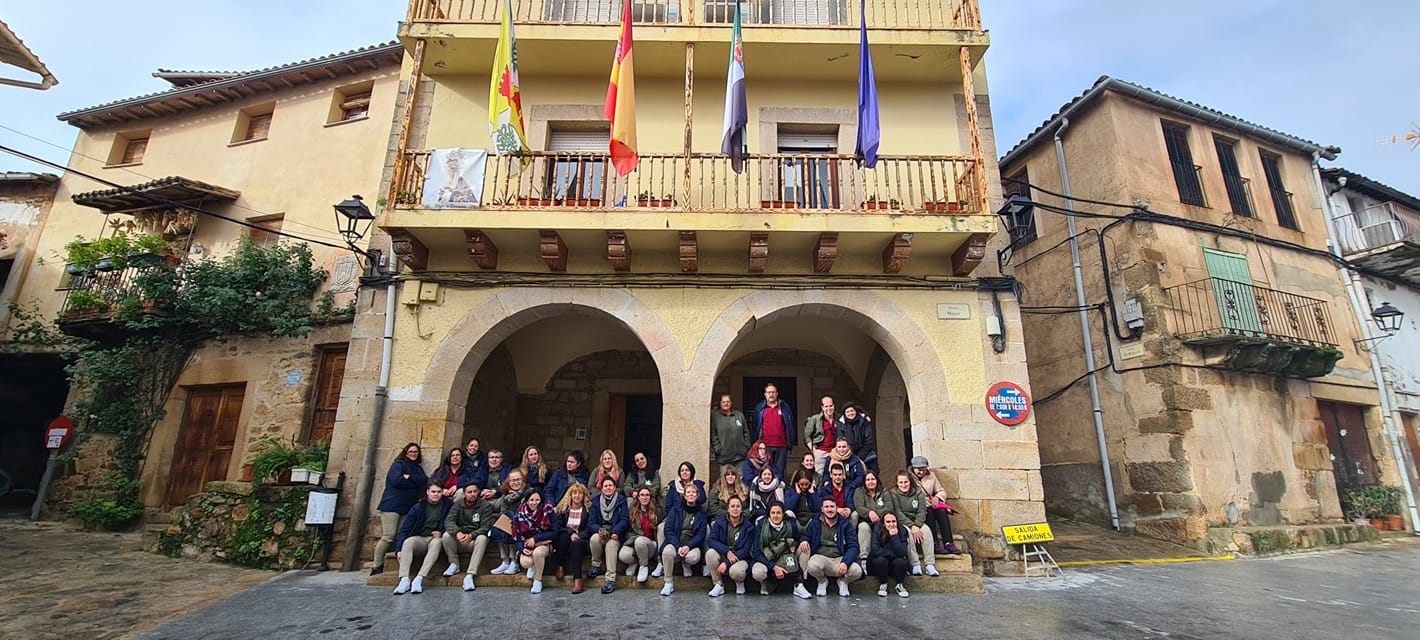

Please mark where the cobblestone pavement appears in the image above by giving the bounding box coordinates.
[0,519,273,640]
[137,537,1419,640]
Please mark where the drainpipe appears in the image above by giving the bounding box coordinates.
[1055,118,1121,530]
[1312,154,1420,534]
[341,263,399,570]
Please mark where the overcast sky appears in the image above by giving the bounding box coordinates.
[3,1,1417,196]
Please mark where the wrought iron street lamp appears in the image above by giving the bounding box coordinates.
[332,195,384,277]
[1355,301,1404,352]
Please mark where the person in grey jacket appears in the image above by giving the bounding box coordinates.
[441,479,500,591]
[710,394,752,468]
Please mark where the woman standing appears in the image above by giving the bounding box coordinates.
[516,446,551,495]
[707,466,750,523]
[371,443,426,576]
[552,482,592,593]
[619,487,661,583]
[430,448,475,498]
[658,483,708,596]
[837,402,877,472]
[748,466,784,521]
[750,501,801,596]
[853,470,890,571]
[889,470,939,577]
[705,495,754,597]
[513,491,557,594]
[587,476,629,594]
[868,512,911,598]
[665,461,707,509]
[488,469,534,575]
[392,483,450,595]
[591,449,623,492]
[545,450,590,506]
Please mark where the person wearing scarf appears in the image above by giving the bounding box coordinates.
[837,401,878,472]
[827,439,867,490]
[748,465,784,522]
[587,476,630,594]
[512,492,557,594]
[751,500,804,597]
[740,440,769,488]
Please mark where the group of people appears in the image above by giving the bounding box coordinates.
[371,386,961,599]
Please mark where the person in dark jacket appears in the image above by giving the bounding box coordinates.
[665,461,708,509]
[750,383,795,481]
[748,465,784,522]
[513,491,557,594]
[836,402,877,472]
[430,448,476,498]
[795,496,864,598]
[825,439,867,491]
[741,440,770,491]
[705,495,755,596]
[587,476,630,593]
[393,483,451,595]
[751,501,802,596]
[464,437,489,478]
[516,446,551,494]
[441,479,500,591]
[816,463,857,524]
[489,469,535,576]
[784,469,819,529]
[621,451,662,502]
[552,481,593,593]
[659,483,708,596]
[868,512,911,598]
[371,443,426,576]
[474,448,510,500]
[544,450,590,506]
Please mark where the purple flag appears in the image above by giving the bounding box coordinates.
[855,2,880,168]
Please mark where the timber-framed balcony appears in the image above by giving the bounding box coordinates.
[1333,202,1420,286]
[407,0,982,30]
[1162,277,1342,378]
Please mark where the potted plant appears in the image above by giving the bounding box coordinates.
[923,200,953,213]
[129,234,174,268]
[636,191,674,208]
[247,437,302,486]
[304,459,327,486]
[291,439,330,486]
[63,290,108,316]
[863,195,899,211]
[760,199,798,209]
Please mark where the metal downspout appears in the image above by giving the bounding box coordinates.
[341,261,400,569]
[1055,118,1121,530]
[1312,153,1420,534]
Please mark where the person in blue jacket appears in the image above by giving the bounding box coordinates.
[868,512,912,598]
[473,448,511,500]
[795,495,864,598]
[750,383,795,481]
[751,501,802,596]
[392,483,451,595]
[784,468,819,530]
[544,449,590,506]
[705,495,756,597]
[665,461,708,509]
[816,463,858,524]
[516,446,551,495]
[587,476,630,594]
[371,443,426,576]
[825,439,867,490]
[658,483,708,596]
[430,448,476,498]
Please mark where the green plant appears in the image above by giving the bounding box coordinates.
[65,290,107,313]
[248,437,302,484]
[133,234,173,255]
[393,190,418,205]
[66,474,143,530]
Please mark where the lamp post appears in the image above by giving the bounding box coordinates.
[1355,301,1404,352]
[333,195,383,277]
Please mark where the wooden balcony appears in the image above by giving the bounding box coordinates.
[394,149,982,215]
[407,0,982,30]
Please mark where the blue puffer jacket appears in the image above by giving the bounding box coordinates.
[661,501,709,552]
[377,459,428,514]
[784,487,820,518]
[587,493,630,539]
[666,478,708,508]
[801,515,860,564]
[708,513,756,562]
[544,467,590,506]
[869,523,910,562]
[395,498,452,551]
[430,464,478,493]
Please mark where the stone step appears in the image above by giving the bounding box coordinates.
[141,524,171,554]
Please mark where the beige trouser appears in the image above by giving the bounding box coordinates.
[518,544,552,579]
[372,511,402,565]
[618,537,657,568]
[397,535,443,578]
[812,449,830,477]
[704,549,749,587]
[798,552,865,582]
[905,525,936,568]
[589,533,621,574]
[857,522,875,561]
[659,545,703,585]
[440,533,491,575]
[752,561,790,584]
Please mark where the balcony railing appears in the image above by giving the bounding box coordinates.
[396,149,981,214]
[1221,174,1254,218]
[1333,202,1419,255]
[1170,161,1206,207]
[57,263,163,316]
[408,0,982,30]
[1268,186,1298,230]
[1163,277,1336,348]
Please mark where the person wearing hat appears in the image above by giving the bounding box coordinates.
[909,456,962,556]
[837,402,878,472]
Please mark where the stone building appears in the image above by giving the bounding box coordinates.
[326,0,1042,577]
[997,76,1406,545]
[5,43,404,515]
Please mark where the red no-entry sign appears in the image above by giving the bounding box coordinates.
[45,416,73,450]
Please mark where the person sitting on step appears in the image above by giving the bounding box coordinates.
[659,481,708,596]
[441,478,499,591]
[392,482,451,595]
[705,495,754,597]
[587,476,630,594]
[512,491,556,594]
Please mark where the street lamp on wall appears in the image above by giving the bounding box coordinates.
[332,195,384,277]
[1355,301,1404,352]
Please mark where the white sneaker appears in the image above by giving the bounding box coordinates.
[708,584,725,597]
[393,577,411,595]
[877,584,888,597]
[443,563,460,577]
[490,560,508,575]
[410,576,424,594]
[895,583,910,598]
[463,574,476,591]
[925,565,940,577]
[837,579,849,597]
[626,564,637,576]
[911,565,923,576]
[683,563,692,577]
[636,566,649,583]
[735,581,745,595]
[530,580,543,594]
[815,581,827,598]
[760,584,771,596]
[651,563,664,578]
[701,564,711,577]
[660,583,674,596]
[526,566,535,580]
[793,583,812,599]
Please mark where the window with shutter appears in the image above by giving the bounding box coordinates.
[777,130,838,208]
[340,92,371,121]
[120,137,147,165]
[243,113,272,141]
[248,215,284,246]
[546,128,609,201]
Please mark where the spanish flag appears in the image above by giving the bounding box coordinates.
[488,0,529,158]
[604,1,638,176]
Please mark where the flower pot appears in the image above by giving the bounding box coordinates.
[516,197,554,207]
[289,468,310,484]
[307,471,325,486]
[864,201,896,210]
[761,200,797,209]
[569,199,602,207]
[66,264,92,277]
[923,202,950,213]
[1372,519,1387,531]
[94,258,116,272]
[1386,514,1404,531]
[129,252,167,268]
[637,199,674,208]
[240,463,255,482]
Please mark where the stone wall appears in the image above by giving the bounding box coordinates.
[154,481,325,570]
[511,349,657,461]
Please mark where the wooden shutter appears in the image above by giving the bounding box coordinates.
[340,92,371,120]
[244,113,272,140]
[121,138,148,164]
[547,129,609,152]
[777,132,837,150]
[249,216,283,246]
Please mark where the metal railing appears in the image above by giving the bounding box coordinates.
[1221,174,1254,218]
[407,0,982,29]
[397,149,982,213]
[1163,277,1336,347]
[57,263,158,316]
[1268,186,1298,230]
[1170,161,1206,207]
[1332,201,1420,255]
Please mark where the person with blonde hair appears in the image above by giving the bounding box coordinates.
[708,465,750,522]
[552,482,593,593]
[516,446,551,494]
[591,449,623,490]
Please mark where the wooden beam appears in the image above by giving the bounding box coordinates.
[960,46,987,214]
[607,231,632,272]
[882,233,913,274]
[388,38,427,205]
[323,68,338,79]
[951,233,990,276]
[748,232,769,273]
[464,229,499,270]
[814,232,839,273]
[678,231,699,272]
[540,230,568,272]
[388,228,429,270]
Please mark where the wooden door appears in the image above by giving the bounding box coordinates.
[1318,400,1378,491]
[1203,248,1263,337]
[165,384,245,507]
[1402,413,1420,481]
[308,347,347,445]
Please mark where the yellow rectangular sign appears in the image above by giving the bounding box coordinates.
[1002,522,1054,545]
